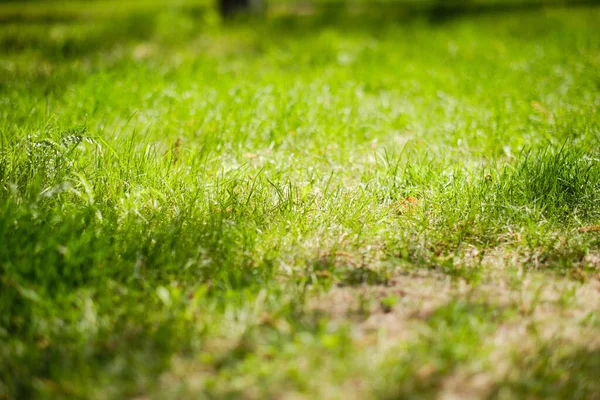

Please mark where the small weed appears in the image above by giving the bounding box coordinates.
[380,295,399,313]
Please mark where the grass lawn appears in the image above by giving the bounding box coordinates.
[1,0,599,398]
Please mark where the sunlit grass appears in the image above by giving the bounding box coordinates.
[1,1,599,398]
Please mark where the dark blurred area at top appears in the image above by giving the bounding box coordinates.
[1,0,599,23]
[217,0,600,19]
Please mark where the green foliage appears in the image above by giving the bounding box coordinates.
[0,1,599,398]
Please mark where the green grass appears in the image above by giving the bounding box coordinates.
[1,1,599,398]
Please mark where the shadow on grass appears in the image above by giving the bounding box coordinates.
[378,300,507,399]
[307,251,390,287]
[0,11,156,59]
[488,344,600,399]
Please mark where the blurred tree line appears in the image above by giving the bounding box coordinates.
[219,0,599,17]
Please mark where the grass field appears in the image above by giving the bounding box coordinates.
[1,0,599,398]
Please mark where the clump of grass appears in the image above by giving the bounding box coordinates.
[385,145,600,278]
[494,145,600,223]
[424,146,600,243]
